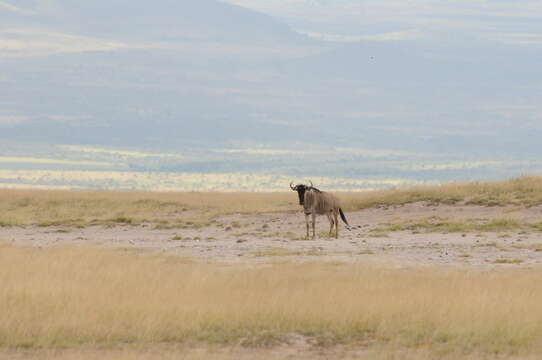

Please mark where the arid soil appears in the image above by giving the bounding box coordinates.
[4,202,542,267]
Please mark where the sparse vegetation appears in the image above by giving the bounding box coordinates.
[342,176,542,210]
[477,241,497,247]
[0,190,300,228]
[111,216,136,224]
[511,243,542,252]
[366,230,389,238]
[362,225,393,238]
[282,231,304,241]
[493,258,524,264]
[385,218,523,233]
[252,247,321,257]
[2,176,542,228]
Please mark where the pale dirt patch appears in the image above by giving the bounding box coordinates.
[3,202,542,267]
[0,345,384,360]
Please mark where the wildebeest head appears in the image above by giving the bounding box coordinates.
[290,181,314,205]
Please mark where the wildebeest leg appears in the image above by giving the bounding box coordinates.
[312,213,316,239]
[305,213,310,239]
[327,212,334,237]
[334,210,339,238]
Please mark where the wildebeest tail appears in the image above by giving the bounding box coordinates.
[339,208,351,230]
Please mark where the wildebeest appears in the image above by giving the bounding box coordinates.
[290,181,350,239]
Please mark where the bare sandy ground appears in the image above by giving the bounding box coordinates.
[3,202,542,267]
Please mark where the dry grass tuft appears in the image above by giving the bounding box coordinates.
[2,245,542,358]
[493,258,524,264]
[387,218,523,233]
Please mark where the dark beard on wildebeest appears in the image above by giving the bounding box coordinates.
[296,186,307,205]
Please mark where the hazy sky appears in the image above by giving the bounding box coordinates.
[222,0,542,44]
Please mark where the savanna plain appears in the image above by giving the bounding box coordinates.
[4,177,542,359]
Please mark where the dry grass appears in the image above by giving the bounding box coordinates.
[3,176,542,227]
[341,175,542,210]
[251,247,322,257]
[386,218,524,233]
[3,245,542,358]
[493,258,524,264]
[511,243,542,252]
[0,190,299,227]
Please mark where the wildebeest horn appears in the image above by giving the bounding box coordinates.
[290,182,296,191]
[308,180,313,188]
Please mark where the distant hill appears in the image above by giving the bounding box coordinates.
[0,0,302,43]
[1,0,541,159]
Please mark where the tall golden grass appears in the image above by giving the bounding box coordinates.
[2,176,542,227]
[2,244,542,358]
